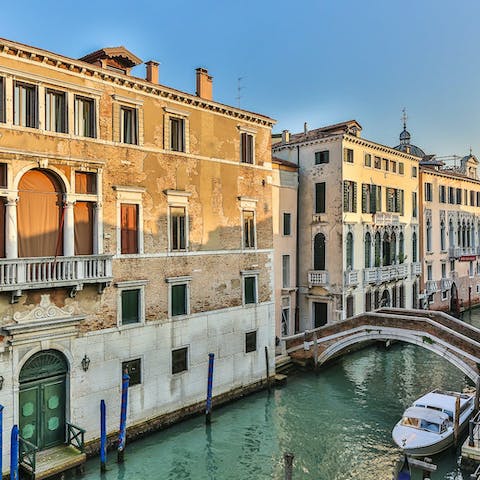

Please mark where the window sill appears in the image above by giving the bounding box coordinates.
[243,302,258,308]
[117,321,145,330]
[171,369,188,377]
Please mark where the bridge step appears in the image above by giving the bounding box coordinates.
[275,355,294,374]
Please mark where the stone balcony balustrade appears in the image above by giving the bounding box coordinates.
[344,270,359,287]
[308,270,329,287]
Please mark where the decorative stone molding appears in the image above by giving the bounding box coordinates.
[13,294,74,322]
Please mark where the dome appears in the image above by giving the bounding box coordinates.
[393,143,426,158]
[399,129,411,143]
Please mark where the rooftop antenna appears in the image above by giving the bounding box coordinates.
[236,77,245,108]
[470,146,473,156]
[401,107,408,130]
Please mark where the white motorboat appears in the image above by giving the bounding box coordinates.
[392,389,474,457]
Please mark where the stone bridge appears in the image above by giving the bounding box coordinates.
[283,308,480,381]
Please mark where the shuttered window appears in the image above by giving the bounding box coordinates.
[245,331,257,353]
[315,150,329,164]
[244,276,257,304]
[240,132,254,163]
[315,182,326,213]
[121,204,139,254]
[45,89,67,133]
[0,77,4,123]
[121,289,140,324]
[74,95,95,138]
[343,181,357,212]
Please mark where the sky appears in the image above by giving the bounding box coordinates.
[2,0,480,158]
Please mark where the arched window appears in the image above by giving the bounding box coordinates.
[457,222,461,247]
[449,221,455,249]
[383,232,391,266]
[390,232,397,264]
[314,233,326,270]
[399,283,405,308]
[426,220,432,252]
[346,232,354,269]
[467,222,471,248]
[412,232,417,262]
[412,282,418,309]
[440,222,445,251]
[374,232,381,267]
[462,222,467,248]
[364,232,372,268]
[399,232,405,263]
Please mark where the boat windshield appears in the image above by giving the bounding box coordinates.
[401,417,419,427]
[419,419,440,433]
[401,416,441,433]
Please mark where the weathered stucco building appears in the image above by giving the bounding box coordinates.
[273,121,421,330]
[0,37,275,471]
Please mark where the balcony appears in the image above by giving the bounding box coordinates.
[344,270,359,287]
[363,267,378,284]
[0,255,113,298]
[411,262,422,276]
[426,280,439,294]
[396,264,408,278]
[373,212,400,225]
[379,266,392,282]
[441,278,452,291]
[308,270,329,287]
[449,246,477,259]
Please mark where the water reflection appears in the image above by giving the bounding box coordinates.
[76,343,469,480]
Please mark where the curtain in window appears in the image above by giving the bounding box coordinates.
[121,204,138,254]
[74,201,94,255]
[75,172,96,194]
[18,170,63,257]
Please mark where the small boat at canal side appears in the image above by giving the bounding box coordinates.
[392,389,475,457]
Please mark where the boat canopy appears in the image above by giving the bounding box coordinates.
[414,390,472,412]
[403,407,449,424]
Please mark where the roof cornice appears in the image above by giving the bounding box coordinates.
[0,38,275,128]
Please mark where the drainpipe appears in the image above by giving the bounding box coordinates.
[295,145,300,333]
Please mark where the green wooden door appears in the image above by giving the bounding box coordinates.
[19,350,68,450]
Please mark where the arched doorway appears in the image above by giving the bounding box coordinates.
[19,350,68,449]
[18,169,64,257]
[450,283,459,314]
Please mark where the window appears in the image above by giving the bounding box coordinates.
[313,302,327,327]
[170,206,186,250]
[427,264,433,281]
[171,283,188,316]
[412,166,417,178]
[245,331,257,353]
[456,188,462,205]
[398,163,404,175]
[243,210,255,248]
[74,96,95,138]
[412,192,417,218]
[122,359,141,386]
[346,232,354,269]
[412,232,417,262]
[440,222,446,251]
[172,347,188,374]
[425,183,433,202]
[120,203,139,254]
[14,81,37,128]
[390,160,397,173]
[243,275,257,304]
[283,213,291,236]
[45,89,67,133]
[365,292,372,312]
[314,233,326,270]
[121,106,138,144]
[344,148,354,163]
[0,164,7,188]
[439,185,446,203]
[282,255,290,288]
[121,289,140,324]
[471,191,476,206]
[315,150,329,164]
[171,117,185,152]
[386,188,404,214]
[426,221,432,252]
[343,181,357,212]
[362,184,378,214]
[240,132,254,163]
[364,232,372,268]
[315,182,326,214]
[374,156,381,169]
[477,192,480,207]
[0,77,5,123]
[441,263,447,279]
[382,158,389,171]
[448,187,455,204]
[364,153,371,167]
[75,172,97,194]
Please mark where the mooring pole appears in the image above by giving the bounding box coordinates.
[265,346,271,394]
[454,394,461,446]
[205,353,215,425]
[100,399,107,472]
[284,452,294,480]
[470,419,475,447]
[10,425,18,480]
[312,332,319,374]
[0,404,3,478]
[117,371,130,463]
[475,376,480,413]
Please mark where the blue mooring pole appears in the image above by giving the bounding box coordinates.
[117,372,129,463]
[0,404,4,478]
[100,399,107,472]
[10,425,18,480]
[205,353,215,424]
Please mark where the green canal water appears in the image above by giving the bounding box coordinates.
[78,343,471,480]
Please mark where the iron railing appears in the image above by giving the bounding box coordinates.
[19,435,38,473]
[67,422,85,452]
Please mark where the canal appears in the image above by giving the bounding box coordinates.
[75,341,472,480]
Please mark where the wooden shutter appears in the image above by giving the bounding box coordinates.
[370,185,376,214]
[0,198,5,258]
[121,289,139,324]
[172,284,187,315]
[343,181,349,212]
[362,184,368,213]
[121,204,138,254]
[316,183,325,213]
[74,201,94,255]
[376,186,382,212]
[352,182,357,213]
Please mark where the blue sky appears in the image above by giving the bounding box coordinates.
[2,0,480,158]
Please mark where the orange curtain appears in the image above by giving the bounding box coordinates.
[18,170,63,257]
[121,204,138,254]
[74,201,94,255]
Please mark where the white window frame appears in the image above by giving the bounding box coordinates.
[166,276,192,318]
[115,280,147,328]
[74,94,97,138]
[114,186,145,255]
[241,270,259,306]
[165,190,191,252]
[238,197,258,250]
[112,94,143,146]
[164,107,190,153]
[238,125,257,165]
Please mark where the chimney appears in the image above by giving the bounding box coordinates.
[146,61,159,84]
[282,129,290,143]
[304,122,308,134]
[196,67,213,100]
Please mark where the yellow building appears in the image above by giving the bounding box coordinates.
[0,37,275,469]
[273,121,421,328]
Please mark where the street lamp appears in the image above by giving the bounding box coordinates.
[81,355,91,372]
